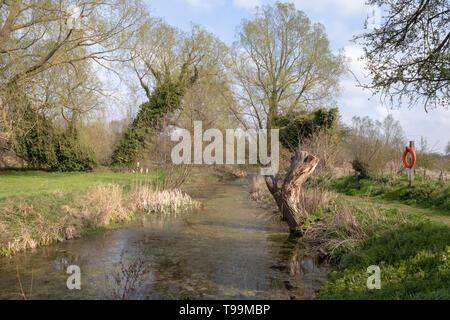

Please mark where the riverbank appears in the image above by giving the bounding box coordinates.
[248,175,450,299]
[0,170,199,257]
[303,200,449,299]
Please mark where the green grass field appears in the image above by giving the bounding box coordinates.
[0,170,165,202]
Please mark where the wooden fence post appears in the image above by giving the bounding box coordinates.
[409,141,415,187]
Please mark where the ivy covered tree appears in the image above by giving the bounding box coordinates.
[111,22,226,167]
[111,69,198,166]
[273,108,339,150]
[12,105,97,171]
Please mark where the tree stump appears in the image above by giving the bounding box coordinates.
[264,150,319,231]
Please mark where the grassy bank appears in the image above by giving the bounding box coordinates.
[299,199,450,300]
[330,175,450,214]
[0,170,199,257]
[248,175,450,299]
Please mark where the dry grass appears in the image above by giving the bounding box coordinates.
[0,204,77,256]
[77,184,130,227]
[129,185,200,215]
[249,175,272,203]
[249,174,337,215]
[299,188,337,216]
[0,180,200,257]
[301,198,408,258]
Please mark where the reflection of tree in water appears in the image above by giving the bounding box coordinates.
[286,241,331,300]
[105,249,152,300]
[0,180,332,300]
[142,243,218,299]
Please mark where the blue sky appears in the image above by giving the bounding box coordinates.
[143,0,449,153]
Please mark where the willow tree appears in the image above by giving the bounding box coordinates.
[111,21,228,167]
[0,0,146,169]
[231,2,345,130]
[231,2,346,230]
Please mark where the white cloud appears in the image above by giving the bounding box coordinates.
[233,0,260,9]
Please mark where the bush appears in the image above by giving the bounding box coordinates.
[12,106,97,172]
[273,108,339,151]
[352,159,370,180]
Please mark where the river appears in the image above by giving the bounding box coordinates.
[0,176,328,299]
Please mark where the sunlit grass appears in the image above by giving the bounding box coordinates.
[0,170,162,202]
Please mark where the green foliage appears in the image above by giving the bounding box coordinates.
[331,175,450,213]
[317,212,450,300]
[273,108,339,150]
[352,159,371,180]
[12,107,97,172]
[54,131,98,172]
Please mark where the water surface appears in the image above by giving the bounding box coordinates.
[0,178,328,299]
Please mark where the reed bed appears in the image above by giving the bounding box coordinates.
[0,204,77,256]
[129,186,200,214]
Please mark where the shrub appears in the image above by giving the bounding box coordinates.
[12,106,97,172]
[352,159,370,180]
[273,108,339,151]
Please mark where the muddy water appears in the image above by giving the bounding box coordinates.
[0,178,328,300]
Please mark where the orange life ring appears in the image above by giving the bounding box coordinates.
[403,147,416,169]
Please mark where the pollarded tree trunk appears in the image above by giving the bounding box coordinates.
[264,150,319,231]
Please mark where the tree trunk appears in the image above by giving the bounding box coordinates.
[264,150,319,231]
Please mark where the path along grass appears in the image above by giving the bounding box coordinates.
[330,174,450,214]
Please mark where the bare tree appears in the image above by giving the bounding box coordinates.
[354,0,450,111]
[0,0,146,140]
